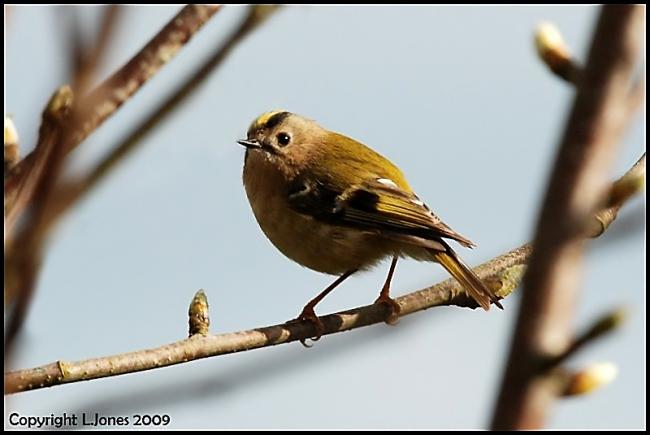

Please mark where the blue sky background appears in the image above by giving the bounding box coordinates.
[5,5,645,430]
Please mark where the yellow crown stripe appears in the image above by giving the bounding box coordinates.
[254,110,286,129]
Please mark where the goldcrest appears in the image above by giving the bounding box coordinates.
[238,111,501,340]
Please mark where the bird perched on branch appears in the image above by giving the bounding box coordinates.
[238,111,502,342]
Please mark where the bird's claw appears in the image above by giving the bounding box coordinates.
[374,294,401,325]
[293,306,325,347]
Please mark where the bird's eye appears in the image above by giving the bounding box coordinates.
[277,132,291,147]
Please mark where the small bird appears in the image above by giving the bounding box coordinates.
[238,111,502,341]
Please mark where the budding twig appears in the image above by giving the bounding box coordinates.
[4,86,75,355]
[492,6,644,430]
[37,6,281,234]
[3,4,223,358]
[4,116,20,173]
[561,363,619,397]
[3,5,222,232]
[545,307,628,370]
[534,22,581,84]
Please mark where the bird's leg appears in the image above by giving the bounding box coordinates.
[374,256,401,325]
[295,269,357,345]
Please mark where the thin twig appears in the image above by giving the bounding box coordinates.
[3,91,71,244]
[587,153,645,237]
[3,86,74,355]
[491,6,644,430]
[71,5,121,95]
[3,5,222,354]
[4,5,222,233]
[40,6,280,231]
[534,22,581,84]
[545,308,628,370]
[4,154,643,395]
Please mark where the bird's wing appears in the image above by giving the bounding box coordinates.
[287,176,475,249]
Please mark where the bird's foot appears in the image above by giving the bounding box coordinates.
[291,306,325,347]
[374,293,401,325]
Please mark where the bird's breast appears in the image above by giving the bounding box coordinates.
[242,151,389,275]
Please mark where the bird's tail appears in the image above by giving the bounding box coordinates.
[429,244,503,311]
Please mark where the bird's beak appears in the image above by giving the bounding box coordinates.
[237,139,262,149]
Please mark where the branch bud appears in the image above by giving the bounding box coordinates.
[188,289,210,337]
[534,22,577,83]
[563,362,618,397]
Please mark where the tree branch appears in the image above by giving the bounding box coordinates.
[4,153,643,395]
[3,248,524,395]
[3,4,222,357]
[4,5,222,235]
[491,6,644,430]
[3,86,74,356]
[70,5,122,95]
[38,6,280,233]
[63,4,221,147]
